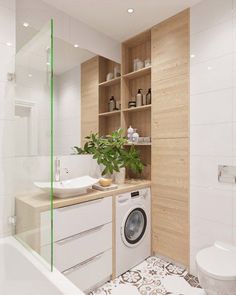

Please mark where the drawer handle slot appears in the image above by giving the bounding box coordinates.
[56,224,105,245]
[62,251,104,275]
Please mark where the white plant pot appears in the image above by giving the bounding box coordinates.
[114,167,126,185]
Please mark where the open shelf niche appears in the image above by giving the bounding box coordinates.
[97,30,151,180]
[121,29,152,180]
[98,56,121,136]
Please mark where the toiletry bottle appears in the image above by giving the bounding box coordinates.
[146,88,151,105]
[109,96,116,112]
[136,89,143,107]
[142,90,147,105]
[127,126,134,142]
[132,129,139,143]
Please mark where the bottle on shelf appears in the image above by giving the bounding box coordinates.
[146,88,151,105]
[108,96,116,112]
[136,89,143,107]
[127,126,134,142]
[132,129,139,143]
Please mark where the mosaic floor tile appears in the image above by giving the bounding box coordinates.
[90,256,205,295]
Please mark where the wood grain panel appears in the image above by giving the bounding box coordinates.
[151,9,190,266]
[152,138,188,202]
[81,56,99,145]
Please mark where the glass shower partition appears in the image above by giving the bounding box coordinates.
[14,20,54,271]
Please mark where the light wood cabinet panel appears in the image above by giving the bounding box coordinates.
[81,56,99,145]
[152,9,189,139]
[151,9,190,266]
[152,138,189,202]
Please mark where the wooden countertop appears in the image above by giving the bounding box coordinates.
[16,179,151,213]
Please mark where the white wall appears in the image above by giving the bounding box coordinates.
[55,66,81,155]
[0,0,15,237]
[190,0,236,274]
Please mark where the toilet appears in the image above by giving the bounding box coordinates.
[196,242,236,295]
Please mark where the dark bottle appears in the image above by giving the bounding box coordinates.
[109,96,116,112]
[146,88,151,105]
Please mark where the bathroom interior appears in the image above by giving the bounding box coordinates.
[0,0,236,294]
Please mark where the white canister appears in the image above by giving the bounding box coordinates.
[114,167,126,184]
[136,60,144,71]
[132,129,139,143]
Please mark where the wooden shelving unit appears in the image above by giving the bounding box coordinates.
[96,30,152,179]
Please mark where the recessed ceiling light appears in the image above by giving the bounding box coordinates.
[23,22,29,28]
[127,8,134,14]
[6,42,12,47]
[46,62,50,66]
[190,54,195,58]
[28,73,32,78]
[74,44,79,48]
[207,66,212,71]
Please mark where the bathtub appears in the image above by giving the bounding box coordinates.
[0,236,84,295]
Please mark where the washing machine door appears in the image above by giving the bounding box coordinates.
[122,207,147,247]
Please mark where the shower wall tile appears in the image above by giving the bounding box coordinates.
[190,89,233,125]
[190,0,235,275]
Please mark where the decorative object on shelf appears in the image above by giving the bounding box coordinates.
[106,72,114,81]
[108,96,116,112]
[133,58,139,71]
[132,129,139,143]
[114,66,121,78]
[127,126,134,141]
[128,100,136,108]
[144,58,151,67]
[136,89,143,107]
[146,88,151,105]
[143,137,151,143]
[73,129,144,182]
[114,100,120,111]
[136,59,144,71]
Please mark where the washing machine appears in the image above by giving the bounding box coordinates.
[115,188,151,277]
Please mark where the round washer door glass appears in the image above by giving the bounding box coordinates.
[124,208,147,245]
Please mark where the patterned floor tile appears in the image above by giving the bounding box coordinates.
[90,256,203,295]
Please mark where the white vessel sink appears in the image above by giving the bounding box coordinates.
[34,176,99,198]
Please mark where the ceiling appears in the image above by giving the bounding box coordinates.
[42,0,202,41]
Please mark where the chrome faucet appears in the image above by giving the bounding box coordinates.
[55,158,61,182]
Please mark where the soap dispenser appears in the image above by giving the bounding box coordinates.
[136,89,143,107]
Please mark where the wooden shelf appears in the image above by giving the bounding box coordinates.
[123,66,151,80]
[123,104,151,113]
[99,76,121,87]
[99,110,121,117]
[124,142,151,146]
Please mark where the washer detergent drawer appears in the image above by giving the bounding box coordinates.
[54,196,112,242]
[63,249,112,293]
[41,222,112,272]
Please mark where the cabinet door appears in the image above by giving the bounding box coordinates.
[81,56,99,146]
[151,9,190,266]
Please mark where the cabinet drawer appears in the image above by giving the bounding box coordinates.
[63,249,112,293]
[54,197,112,241]
[41,222,112,272]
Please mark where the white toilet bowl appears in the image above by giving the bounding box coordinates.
[196,242,236,295]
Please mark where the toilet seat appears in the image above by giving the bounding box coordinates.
[196,242,236,281]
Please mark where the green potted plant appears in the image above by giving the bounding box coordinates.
[73,129,144,184]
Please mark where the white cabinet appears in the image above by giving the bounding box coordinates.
[40,196,112,293]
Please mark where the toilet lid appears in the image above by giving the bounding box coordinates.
[196,245,236,280]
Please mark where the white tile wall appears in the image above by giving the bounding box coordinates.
[0,1,15,237]
[190,0,236,275]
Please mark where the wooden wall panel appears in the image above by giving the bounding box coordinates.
[81,56,99,145]
[151,9,190,266]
